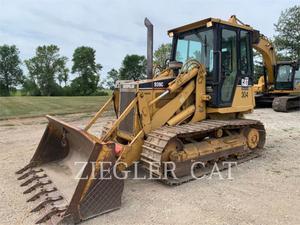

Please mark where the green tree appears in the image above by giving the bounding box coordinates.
[57,68,69,86]
[0,45,23,96]
[276,52,293,61]
[25,45,68,96]
[154,43,172,69]
[21,78,41,96]
[106,68,119,89]
[274,5,300,59]
[119,54,146,80]
[71,46,102,95]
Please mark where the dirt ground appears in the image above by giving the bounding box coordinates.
[0,108,299,225]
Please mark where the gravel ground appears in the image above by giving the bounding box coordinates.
[0,108,299,225]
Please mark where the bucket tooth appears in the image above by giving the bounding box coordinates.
[20,174,47,187]
[23,179,52,194]
[35,206,67,224]
[16,163,35,175]
[27,187,57,202]
[17,169,43,180]
[31,195,63,213]
[16,116,124,224]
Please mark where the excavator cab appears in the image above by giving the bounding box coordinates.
[270,60,300,111]
[275,61,299,90]
[275,62,297,90]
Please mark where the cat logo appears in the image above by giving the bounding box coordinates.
[153,82,164,88]
[241,77,249,87]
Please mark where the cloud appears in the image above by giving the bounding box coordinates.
[1,0,298,78]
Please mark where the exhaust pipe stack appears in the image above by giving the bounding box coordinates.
[144,18,153,79]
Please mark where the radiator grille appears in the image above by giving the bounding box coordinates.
[119,90,135,134]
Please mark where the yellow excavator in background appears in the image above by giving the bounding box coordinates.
[16,16,266,224]
[252,33,300,112]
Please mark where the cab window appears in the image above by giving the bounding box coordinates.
[277,65,293,82]
[240,30,251,76]
[294,68,300,88]
[175,29,214,76]
[220,29,237,103]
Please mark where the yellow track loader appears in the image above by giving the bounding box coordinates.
[16,16,266,224]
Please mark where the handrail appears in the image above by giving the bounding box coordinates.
[84,96,113,131]
[101,97,138,141]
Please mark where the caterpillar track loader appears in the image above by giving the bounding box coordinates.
[252,33,300,112]
[16,16,266,224]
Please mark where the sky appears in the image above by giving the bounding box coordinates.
[0,0,299,79]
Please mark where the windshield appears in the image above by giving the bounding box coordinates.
[175,28,214,76]
[277,65,293,82]
[295,68,300,87]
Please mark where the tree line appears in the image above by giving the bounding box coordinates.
[105,43,171,90]
[0,5,298,96]
[0,45,105,96]
[0,43,171,96]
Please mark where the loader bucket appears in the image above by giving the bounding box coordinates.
[16,115,124,224]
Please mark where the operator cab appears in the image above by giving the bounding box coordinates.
[275,61,300,90]
[168,17,257,108]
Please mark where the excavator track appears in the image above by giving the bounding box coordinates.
[141,119,265,185]
[272,95,300,112]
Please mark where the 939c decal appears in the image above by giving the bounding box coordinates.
[153,82,164,88]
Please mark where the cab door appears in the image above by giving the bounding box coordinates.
[294,67,300,91]
[218,26,253,107]
[219,27,238,106]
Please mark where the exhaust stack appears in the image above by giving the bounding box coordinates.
[144,18,153,79]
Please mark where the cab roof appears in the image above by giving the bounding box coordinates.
[167,17,253,36]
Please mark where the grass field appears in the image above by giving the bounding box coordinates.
[0,96,111,120]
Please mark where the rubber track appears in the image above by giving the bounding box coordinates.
[140,119,266,185]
